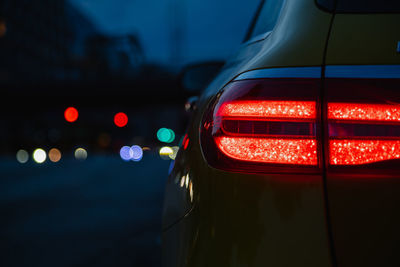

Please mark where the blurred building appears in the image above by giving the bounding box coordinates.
[0,0,145,84]
[84,34,144,81]
[0,0,185,155]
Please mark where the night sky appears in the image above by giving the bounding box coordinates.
[69,0,260,67]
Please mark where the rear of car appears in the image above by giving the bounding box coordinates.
[317,0,400,266]
[162,0,400,266]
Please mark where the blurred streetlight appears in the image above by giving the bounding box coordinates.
[74,148,87,161]
[33,149,46,164]
[16,149,29,163]
[64,107,79,123]
[159,146,174,160]
[130,145,143,162]
[157,128,175,143]
[49,148,62,163]
[114,112,128,127]
[0,19,6,38]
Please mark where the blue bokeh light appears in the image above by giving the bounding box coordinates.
[131,145,143,162]
[120,146,133,161]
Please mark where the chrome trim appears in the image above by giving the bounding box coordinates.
[234,67,322,80]
[325,65,400,79]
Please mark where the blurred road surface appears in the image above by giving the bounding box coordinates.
[0,154,169,267]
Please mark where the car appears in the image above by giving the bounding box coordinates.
[162,0,400,266]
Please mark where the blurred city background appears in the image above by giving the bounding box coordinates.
[0,0,259,266]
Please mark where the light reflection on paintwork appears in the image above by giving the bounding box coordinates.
[185,173,189,189]
[189,181,193,202]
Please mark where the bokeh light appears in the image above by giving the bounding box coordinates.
[64,107,79,122]
[114,112,128,127]
[157,128,175,143]
[159,146,173,160]
[74,148,87,161]
[131,145,143,162]
[0,20,6,38]
[98,133,111,148]
[168,146,179,160]
[33,148,46,164]
[49,148,62,163]
[120,146,133,161]
[16,149,29,163]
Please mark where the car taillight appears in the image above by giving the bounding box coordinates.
[200,78,321,173]
[328,102,400,165]
[325,77,400,167]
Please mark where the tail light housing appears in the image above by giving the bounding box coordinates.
[200,78,321,174]
[201,69,400,173]
[325,78,400,170]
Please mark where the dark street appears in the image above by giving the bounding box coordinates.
[2,0,400,266]
[0,154,169,267]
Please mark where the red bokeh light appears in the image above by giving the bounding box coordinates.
[114,112,128,127]
[64,107,79,123]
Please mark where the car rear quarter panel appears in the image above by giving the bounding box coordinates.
[163,0,335,266]
[324,13,400,267]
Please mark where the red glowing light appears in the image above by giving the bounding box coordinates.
[328,103,400,122]
[330,139,400,165]
[182,134,190,150]
[215,136,318,165]
[64,107,79,122]
[218,101,316,119]
[114,112,128,127]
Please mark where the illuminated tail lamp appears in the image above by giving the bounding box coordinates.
[200,78,320,173]
[329,139,400,165]
[328,102,400,166]
[328,103,400,122]
[218,100,316,119]
[215,137,317,165]
[201,71,400,171]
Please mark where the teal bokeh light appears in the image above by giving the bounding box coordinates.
[157,128,175,143]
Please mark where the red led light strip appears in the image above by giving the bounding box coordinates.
[215,137,317,165]
[330,140,400,165]
[328,103,400,122]
[218,101,316,119]
[328,103,400,165]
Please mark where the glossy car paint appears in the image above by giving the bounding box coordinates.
[163,0,400,266]
[324,13,400,267]
[163,0,333,266]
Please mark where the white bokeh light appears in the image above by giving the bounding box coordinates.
[33,149,46,164]
[16,149,29,163]
[74,148,88,161]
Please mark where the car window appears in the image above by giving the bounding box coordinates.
[317,0,400,13]
[248,0,285,40]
